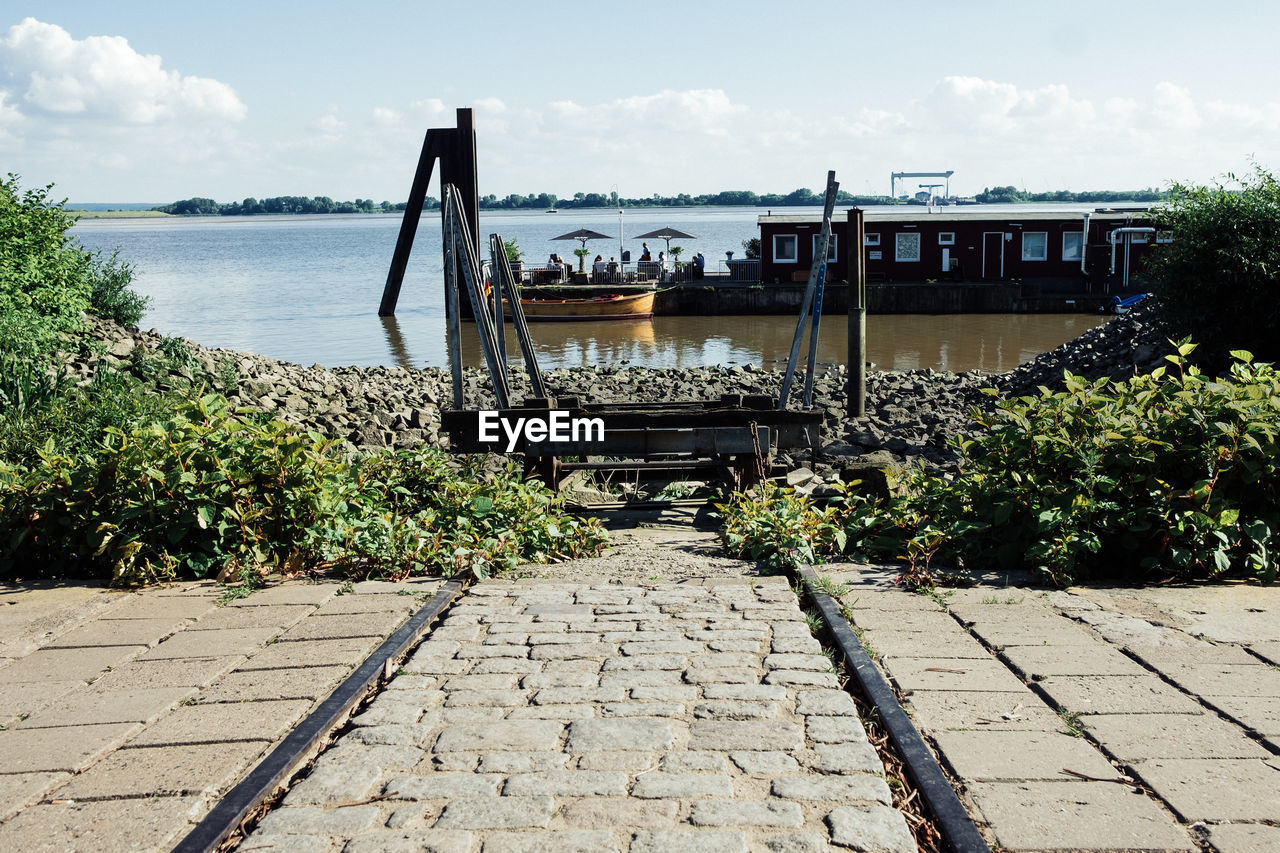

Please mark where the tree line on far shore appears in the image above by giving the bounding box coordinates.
[152,186,1168,216]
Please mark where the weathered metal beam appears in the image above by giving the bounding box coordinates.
[803,171,839,408]
[379,130,447,316]
[779,171,838,411]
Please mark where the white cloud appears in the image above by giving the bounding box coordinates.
[1,18,245,124]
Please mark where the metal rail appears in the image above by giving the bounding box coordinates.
[797,564,992,853]
[174,581,465,853]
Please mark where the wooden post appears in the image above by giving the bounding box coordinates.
[847,208,866,418]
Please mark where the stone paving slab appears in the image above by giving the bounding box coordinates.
[0,576,444,850]
[240,579,918,852]
[822,565,1280,851]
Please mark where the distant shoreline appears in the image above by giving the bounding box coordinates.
[71,209,173,219]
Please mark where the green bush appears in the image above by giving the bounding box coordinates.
[1147,165,1280,363]
[0,394,607,586]
[0,363,181,468]
[0,175,93,360]
[1,174,150,358]
[721,347,1280,587]
[87,249,149,326]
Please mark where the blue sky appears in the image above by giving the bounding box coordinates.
[2,1,1276,202]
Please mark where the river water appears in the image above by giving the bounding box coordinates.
[72,208,1108,372]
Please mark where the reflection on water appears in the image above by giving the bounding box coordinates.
[453,313,1109,374]
[70,212,1108,373]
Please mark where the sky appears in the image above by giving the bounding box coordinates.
[1,1,1277,203]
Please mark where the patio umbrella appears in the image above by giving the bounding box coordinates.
[633,226,698,260]
[552,228,613,271]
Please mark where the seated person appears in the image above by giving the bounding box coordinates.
[592,254,608,278]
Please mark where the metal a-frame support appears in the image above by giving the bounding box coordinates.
[778,170,840,411]
[378,107,478,318]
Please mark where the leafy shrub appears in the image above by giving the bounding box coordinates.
[720,346,1280,587]
[0,352,72,417]
[1147,165,1280,364]
[0,395,607,586]
[0,363,180,468]
[719,481,851,572]
[0,175,93,359]
[1,174,151,358]
[87,249,149,326]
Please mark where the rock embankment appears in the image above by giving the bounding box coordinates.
[70,306,1168,476]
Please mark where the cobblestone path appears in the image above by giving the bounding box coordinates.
[245,578,917,852]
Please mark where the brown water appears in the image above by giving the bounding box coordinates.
[71,214,1108,373]
[435,313,1111,373]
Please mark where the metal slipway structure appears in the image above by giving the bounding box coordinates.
[377,108,824,492]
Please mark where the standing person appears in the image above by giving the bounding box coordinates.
[640,242,651,262]
[658,251,669,282]
[693,251,705,279]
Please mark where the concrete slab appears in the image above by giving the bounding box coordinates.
[1000,643,1148,680]
[1036,675,1208,715]
[967,618,1103,648]
[862,629,993,659]
[97,594,217,620]
[903,690,1061,732]
[223,584,341,607]
[190,604,316,631]
[56,740,271,799]
[0,795,202,852]
[1245,642,1280,666]
[240,635,383,670]
[842,608,957,633]
[277,610,407,641]
[86,655,243,690]
[1133,759,1280,822]
[1126,641,1259,667]
[196,664,351,702]
[968,780,1196,851]
[0,645,146,683]
[138,627,279,659]
[0,771,69,823]
[1210,696,1280,737]
[1081,713,1270,761]
[128,698,313,746]
[932,730,1123,781]
[13,685,195,729]
[41,617,187,648]
[0,722,140,773]
[1206,822,1280,853]
[882,656,1029,693]
[0,679,84,722]
[1153,663,1280,698]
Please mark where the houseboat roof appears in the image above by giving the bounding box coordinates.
[758,204,1158,225]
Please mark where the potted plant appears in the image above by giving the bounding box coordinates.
[504,238,523,275]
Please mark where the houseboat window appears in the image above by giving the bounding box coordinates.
[1022,232,1048,261]
[1130,232,1150,243]
[938,232,955,245]
[895,233,921,262]
[774,234,798,263]
[1157,230,1174,243]
[1062,232,1084,262]
[812,234,838,262]
[865,233,880,246]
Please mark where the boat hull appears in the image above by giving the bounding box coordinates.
[506,290,655,321]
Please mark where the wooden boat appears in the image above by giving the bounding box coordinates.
[505,290,655,321]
